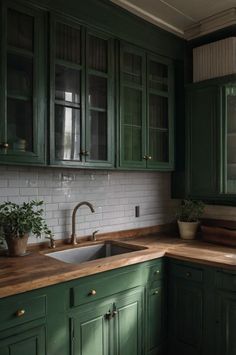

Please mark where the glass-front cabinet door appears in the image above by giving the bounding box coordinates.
[147,55,174,170]
[0,2,46,164]
[120,44,146,168]
[50,16,114,167]
[224,86,236,194]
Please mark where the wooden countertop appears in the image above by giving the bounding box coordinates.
[1,234,236,299]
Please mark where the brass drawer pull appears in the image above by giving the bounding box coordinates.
[155,270,160,274]
[0,143,9,149]
[89,289,97,296]
[16,309,25,317]
[186,272,191,278]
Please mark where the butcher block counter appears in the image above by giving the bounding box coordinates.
[1,233,236,298]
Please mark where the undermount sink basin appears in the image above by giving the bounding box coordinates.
[46,242,145,264]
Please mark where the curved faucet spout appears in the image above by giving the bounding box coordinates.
[71,201,95,245]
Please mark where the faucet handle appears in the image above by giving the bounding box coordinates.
[92,230,99,241]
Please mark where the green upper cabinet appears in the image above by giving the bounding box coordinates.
[223,86,236,195]
[0,0,46,164]
[50,15,114,168]
[186,85,221,199]
[186,78,236,203]
[119,43,174,171]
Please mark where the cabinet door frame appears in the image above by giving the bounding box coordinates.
[146,53,174,171]
[0,0,46,165]
[84,28,115,168]
[119,42,147,169]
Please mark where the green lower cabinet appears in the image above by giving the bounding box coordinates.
[147,284,165,355]
[70,287,144,355]
[0,324,46,355]
[216,291,236,355]
[168,261,204,355]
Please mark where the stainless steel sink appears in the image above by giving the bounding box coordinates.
[46,242,144,264]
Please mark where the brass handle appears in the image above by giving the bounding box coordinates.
[89,289,97,296]
[186,272,191,278]
[112,310,118,317]
[105,311,112,320]
[0,143,9,149]
[16,309,25,317]
[148,156,152,160]
[80,150,89,156]
[155,270,160,274]
[143,155,148,160]
[153,290,159,295]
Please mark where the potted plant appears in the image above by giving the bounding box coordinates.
[0,200,52,256]
[176,200,205,240]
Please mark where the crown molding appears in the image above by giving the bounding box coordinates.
[184,8,236,40]
[110,0,185,37]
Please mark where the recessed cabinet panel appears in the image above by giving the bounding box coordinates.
[56,22,81,64]
[90,110,107,161]
[7,9,34,51]
[0,3,46,164]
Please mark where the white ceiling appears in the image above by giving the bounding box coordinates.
[110,0,236,38]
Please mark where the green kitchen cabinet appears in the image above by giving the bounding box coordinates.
[168,261,204,355]
[119,43,174,171]
[0,324,46,355]
[186,84,221,199]
[70,287,143,355]
[0,0,46,165]
[147,283,166,355]
[185,77,236,204]
[50,14,114,168]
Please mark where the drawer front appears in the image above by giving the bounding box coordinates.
[169,263,203,283]
[216,271,236,292]
[147,262,164,282]
[71,268,142,307]
[0,294,46,331]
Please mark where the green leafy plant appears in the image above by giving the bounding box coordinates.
[176,200,205,222]
[0,200,52,240]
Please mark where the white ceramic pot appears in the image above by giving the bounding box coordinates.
[177,220,199,240]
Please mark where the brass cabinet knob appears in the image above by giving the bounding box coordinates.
[155,270,160,274]
[143,155,148,160]
[16,309,25,317]
[112,310,118,317]
[154,290,159,295]
[148,156,152,160]
[0,143,9,149]
[89,289,97,296]
[80,150,89,156]
[105,311,112,320]
[186,272,191,278]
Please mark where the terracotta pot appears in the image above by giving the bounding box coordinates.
[5,234,29,256]
[177,220,199,240]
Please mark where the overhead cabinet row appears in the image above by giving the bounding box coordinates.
[0,1,175,171]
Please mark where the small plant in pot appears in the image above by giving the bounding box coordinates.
[0,200,52,256]
[176,200,205,240]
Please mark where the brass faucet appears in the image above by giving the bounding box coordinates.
[71,201,95,245]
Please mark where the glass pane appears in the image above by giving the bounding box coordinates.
[7,54,33,97]
[149,60,168,91]
[55,65,80,104]
[227,95,236,133]
[88,35,107,72]
[7,98,33,152]
[123,126,142,161]
[56,22,81,64]
[88,76,107,109]
[149,94,168,129]
[124,87,142,126]
[7,9,34,51]
[149,130,168,162]
[90,110,107,161]
[123,52,142,84]
[55,105,81,161]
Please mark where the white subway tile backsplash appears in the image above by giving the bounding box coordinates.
[0,166,177,242]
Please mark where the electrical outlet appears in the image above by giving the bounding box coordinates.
[135,206,140,218]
